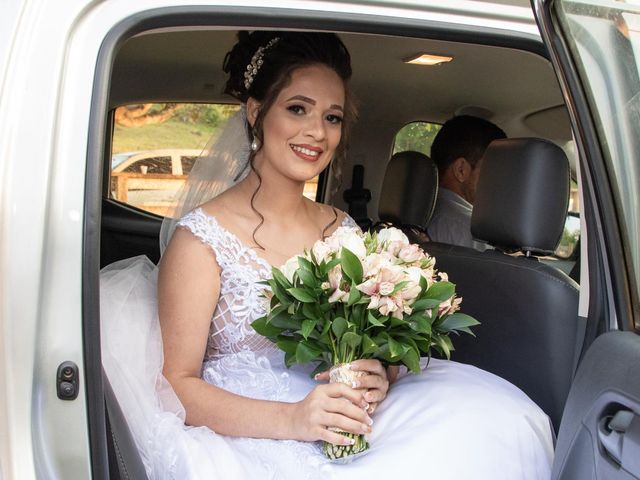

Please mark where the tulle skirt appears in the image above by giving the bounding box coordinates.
[101,256,554,480]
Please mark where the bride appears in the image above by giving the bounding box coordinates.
[100,31,554,479]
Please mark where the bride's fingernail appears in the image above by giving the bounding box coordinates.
[362,423,372,433]
[351,380,359,388]
[344,437,355,445]
[362,402,370,411]
[367,416,374,426]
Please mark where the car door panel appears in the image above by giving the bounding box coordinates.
[553,331,640,479]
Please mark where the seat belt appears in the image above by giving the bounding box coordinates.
[342,164,372,230]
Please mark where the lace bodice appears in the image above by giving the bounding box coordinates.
[176,208,358,359]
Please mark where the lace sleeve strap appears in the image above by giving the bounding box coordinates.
[175,208,229,268]
[341,212,361,231]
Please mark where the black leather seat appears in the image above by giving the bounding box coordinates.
[377,150,438,240]
[424,138,580,431]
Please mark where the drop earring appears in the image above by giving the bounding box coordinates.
[251,137,260,152]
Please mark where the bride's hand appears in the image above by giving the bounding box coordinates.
[315,359,395,415]
[289,383,373,445]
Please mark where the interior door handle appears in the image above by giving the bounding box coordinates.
[598,409,640,475]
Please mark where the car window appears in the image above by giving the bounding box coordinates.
[392,121,441,156]
[110,103,320,216]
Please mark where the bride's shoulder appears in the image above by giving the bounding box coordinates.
[305,200,357,232]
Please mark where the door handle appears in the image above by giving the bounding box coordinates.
[598,409,640,475]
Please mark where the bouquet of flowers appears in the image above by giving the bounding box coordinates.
[252,226,479,460]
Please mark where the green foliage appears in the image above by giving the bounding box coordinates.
[112,103,240,153]
[392,121,442,156]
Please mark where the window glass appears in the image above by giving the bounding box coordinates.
[392,121,441,156]
[110,103,319,216]
[556,1,640,323]
[555,180,581,259]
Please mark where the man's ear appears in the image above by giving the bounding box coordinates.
[452,157,472,183]
[246,97,261,128]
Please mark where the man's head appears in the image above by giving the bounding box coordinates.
[431,115,506,204]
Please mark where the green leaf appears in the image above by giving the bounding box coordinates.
[390,280,409,295]
[297,267,317,288]
[302,303,318,321]
[361,334,379,355]
[287,288,316,303]
[284,350,296,367]
[321,257,341,276]
[270,311,301,330]
[272,267,292,288]
[301,319,317,339]
[342,332,362,349]
[389,315,408,327]
[388,336,404,359]
[411,298,441,312]
[347,283,361,306]
[433,335,453,359]
[402,347,421,373]
[271,281,291,306]
[367,311,386,327]
[439,313,480,332]
[251,317,283,337]
[277,338,299,355]
[408,315,432,335]
[340,247,363,284]
[425,281,455,301]
[331,317,348,340]
[296,342,322,363]
[297,255,315,272]
[419,275,428,293]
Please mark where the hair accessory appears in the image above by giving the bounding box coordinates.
[244,37,280,90]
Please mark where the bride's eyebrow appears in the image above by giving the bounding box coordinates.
[285,95,343,112]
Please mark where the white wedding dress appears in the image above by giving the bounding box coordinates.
[100,207,554,480]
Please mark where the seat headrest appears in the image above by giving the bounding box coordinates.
[378,150,438,227]
[471,138,570,255]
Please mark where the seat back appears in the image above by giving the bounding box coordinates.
[377,150,438,239]
[425,138,579,430]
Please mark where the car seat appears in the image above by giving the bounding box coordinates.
[424,138,580,431]
[376,150,438,241]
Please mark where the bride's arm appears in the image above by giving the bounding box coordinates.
[158,228,373,445]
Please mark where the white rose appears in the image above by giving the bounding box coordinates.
[312,240,333,263]
[377,227,409,247]
[280,256,299,283]
[398,244,424,263]
[326,226,359,251]
[340,231,367,259]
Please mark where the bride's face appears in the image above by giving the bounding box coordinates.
[250,64,345,183]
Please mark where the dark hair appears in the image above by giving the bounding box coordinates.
[430,115,506,175]
[223,31,356,247]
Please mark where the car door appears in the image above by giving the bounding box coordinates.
[532,1,640,478]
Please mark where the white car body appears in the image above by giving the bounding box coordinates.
[2,1,638,479]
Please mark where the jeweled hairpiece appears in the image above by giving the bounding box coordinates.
[243,37,280,90]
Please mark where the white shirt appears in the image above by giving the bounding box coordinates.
[427,188,487,251]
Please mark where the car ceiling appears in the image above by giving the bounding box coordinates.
[109,27,571,142]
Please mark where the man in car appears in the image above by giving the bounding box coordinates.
[427,115,506,250]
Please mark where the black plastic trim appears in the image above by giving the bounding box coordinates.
[86,5,550,479]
